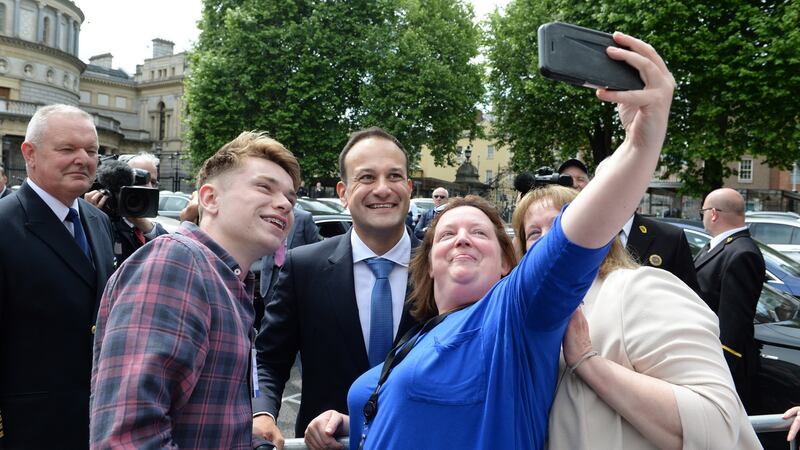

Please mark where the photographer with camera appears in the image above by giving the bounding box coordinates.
[85,152,167,265]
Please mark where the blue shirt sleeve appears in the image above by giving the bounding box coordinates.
[499,205,611,331]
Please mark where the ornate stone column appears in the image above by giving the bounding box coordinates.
[12,0,21,37]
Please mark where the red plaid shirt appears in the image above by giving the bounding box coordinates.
[90,223,256,449]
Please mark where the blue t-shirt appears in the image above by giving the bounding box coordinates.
[348,212,610,449]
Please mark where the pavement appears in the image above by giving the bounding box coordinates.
[276,362,302,438]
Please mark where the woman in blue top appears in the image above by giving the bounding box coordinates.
[303,31,676,450]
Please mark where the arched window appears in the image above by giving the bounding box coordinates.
[158,102,166,140]
[43,16,50,44]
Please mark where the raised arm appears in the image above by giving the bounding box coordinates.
[561,33,675,248]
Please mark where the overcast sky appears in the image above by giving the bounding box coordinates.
[76,0,509,75]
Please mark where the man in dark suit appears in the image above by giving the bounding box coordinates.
[623,213,701,294]
[414,186,448,239]
[0,164,11,198]
[695,188,765,412]
[254,205,321,327]
[253,127,418,447]
[0,104,115,448]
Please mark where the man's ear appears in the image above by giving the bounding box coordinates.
[197,183,219,217]
[20,142,35,166]
[336,181,348,207]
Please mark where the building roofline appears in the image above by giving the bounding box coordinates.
[55,0,86,22]
[0,35,86,72]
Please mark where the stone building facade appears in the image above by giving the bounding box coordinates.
[0,0,191,192]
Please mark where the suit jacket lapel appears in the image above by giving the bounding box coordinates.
[626,214,653,264]
[695,229,751,269]
[325,231,370,369]
[19,183,95,288]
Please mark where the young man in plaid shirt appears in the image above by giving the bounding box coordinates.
[90,131,300,449]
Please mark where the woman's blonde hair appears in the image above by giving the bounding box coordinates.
[511,185,637,278]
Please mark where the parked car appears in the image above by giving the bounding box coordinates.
[296,197,347,216]
[312,213,353,239]
[659,218,800,298]
[409,198,434,225]
[747,211,800,220]
[151,215,182,233]
[752,284,800,449]
[158,191,191,220]
[746,216,800,263]
[314,197,348,214]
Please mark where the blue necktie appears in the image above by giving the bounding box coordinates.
[365,257,395,367]
[66,208,92,261]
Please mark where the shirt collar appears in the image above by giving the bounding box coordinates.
[177,221,250,278]
[620,215,635,243]
[709,226,749,250]
[351,227,411,267]
[27,178,80,222]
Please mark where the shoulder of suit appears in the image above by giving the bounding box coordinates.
[290,232,344,258]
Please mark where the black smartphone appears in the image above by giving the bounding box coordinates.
[538,22,644,91]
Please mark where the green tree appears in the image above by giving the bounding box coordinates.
[185,0,484,179]
[485,0,800,195]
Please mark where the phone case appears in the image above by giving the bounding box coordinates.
[538,22,644,91]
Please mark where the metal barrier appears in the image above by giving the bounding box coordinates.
[279,415,795,450]
[751,414,797,450]
[284,437,348,449]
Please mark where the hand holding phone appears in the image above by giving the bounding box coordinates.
[538,22,644,91]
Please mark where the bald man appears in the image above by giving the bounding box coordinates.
[694,188,765,412]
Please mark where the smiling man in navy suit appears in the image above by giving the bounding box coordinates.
[0,105,115,448]
[253,127,419,447]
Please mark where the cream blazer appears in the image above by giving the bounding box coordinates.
[547,267,761,450]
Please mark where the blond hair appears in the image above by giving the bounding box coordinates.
[512,185,637,278]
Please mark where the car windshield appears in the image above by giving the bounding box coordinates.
[413,200,434,211]
[758,241,800,277]
[756,284,800,324]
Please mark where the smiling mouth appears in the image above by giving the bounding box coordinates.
[367,203,395,209]
[452,254,476,262]
[262,216,287,230]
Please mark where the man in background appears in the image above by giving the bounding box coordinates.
[557,158,590,191]
[695,188,765,411]
[414,186,448,239]
[0,164,11,198]
[0,104,115,448]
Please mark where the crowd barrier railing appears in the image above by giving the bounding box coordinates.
[279,414,796,450]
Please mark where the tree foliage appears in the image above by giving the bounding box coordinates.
[185,0,484,178]
[486,0,800,195]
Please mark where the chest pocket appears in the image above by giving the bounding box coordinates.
[408,328,486,405]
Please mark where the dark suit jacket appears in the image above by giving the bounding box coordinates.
[254,229,419,437]
[0,182,115,448]
[413,208,436,239]
[694,229,765,410]
[626,214,701,294]
[0,187,11,198]
[110,217,168,266]
[259,207,321,298]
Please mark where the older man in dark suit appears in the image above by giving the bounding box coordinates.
[0,105,115,448]
[695,188,765,412]
[253,128,419,448]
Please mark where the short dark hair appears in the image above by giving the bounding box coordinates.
[557,158,589,176]
[338,127,408,182]
[408,195,518,322]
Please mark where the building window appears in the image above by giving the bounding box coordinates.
[158,102,166,140]
[171,67,176,77]
[115,96,127,109]
[485,169,493,183]
[43,16,50,44]
[79,90,91,103]
[150,70,154,80]
[487,145,494,160]
[0,4,5,33]
[97,93,109,106]
[738,158,753,183]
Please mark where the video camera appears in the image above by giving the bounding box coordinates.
[92,156,159,218]
[513,167,573,195]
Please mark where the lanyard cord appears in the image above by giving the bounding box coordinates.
[357,304,470,450]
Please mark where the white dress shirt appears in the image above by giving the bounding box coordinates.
[619,215,635,246]
[27,178,82,237]
[709,226,749,251]
[351,228,411,351]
